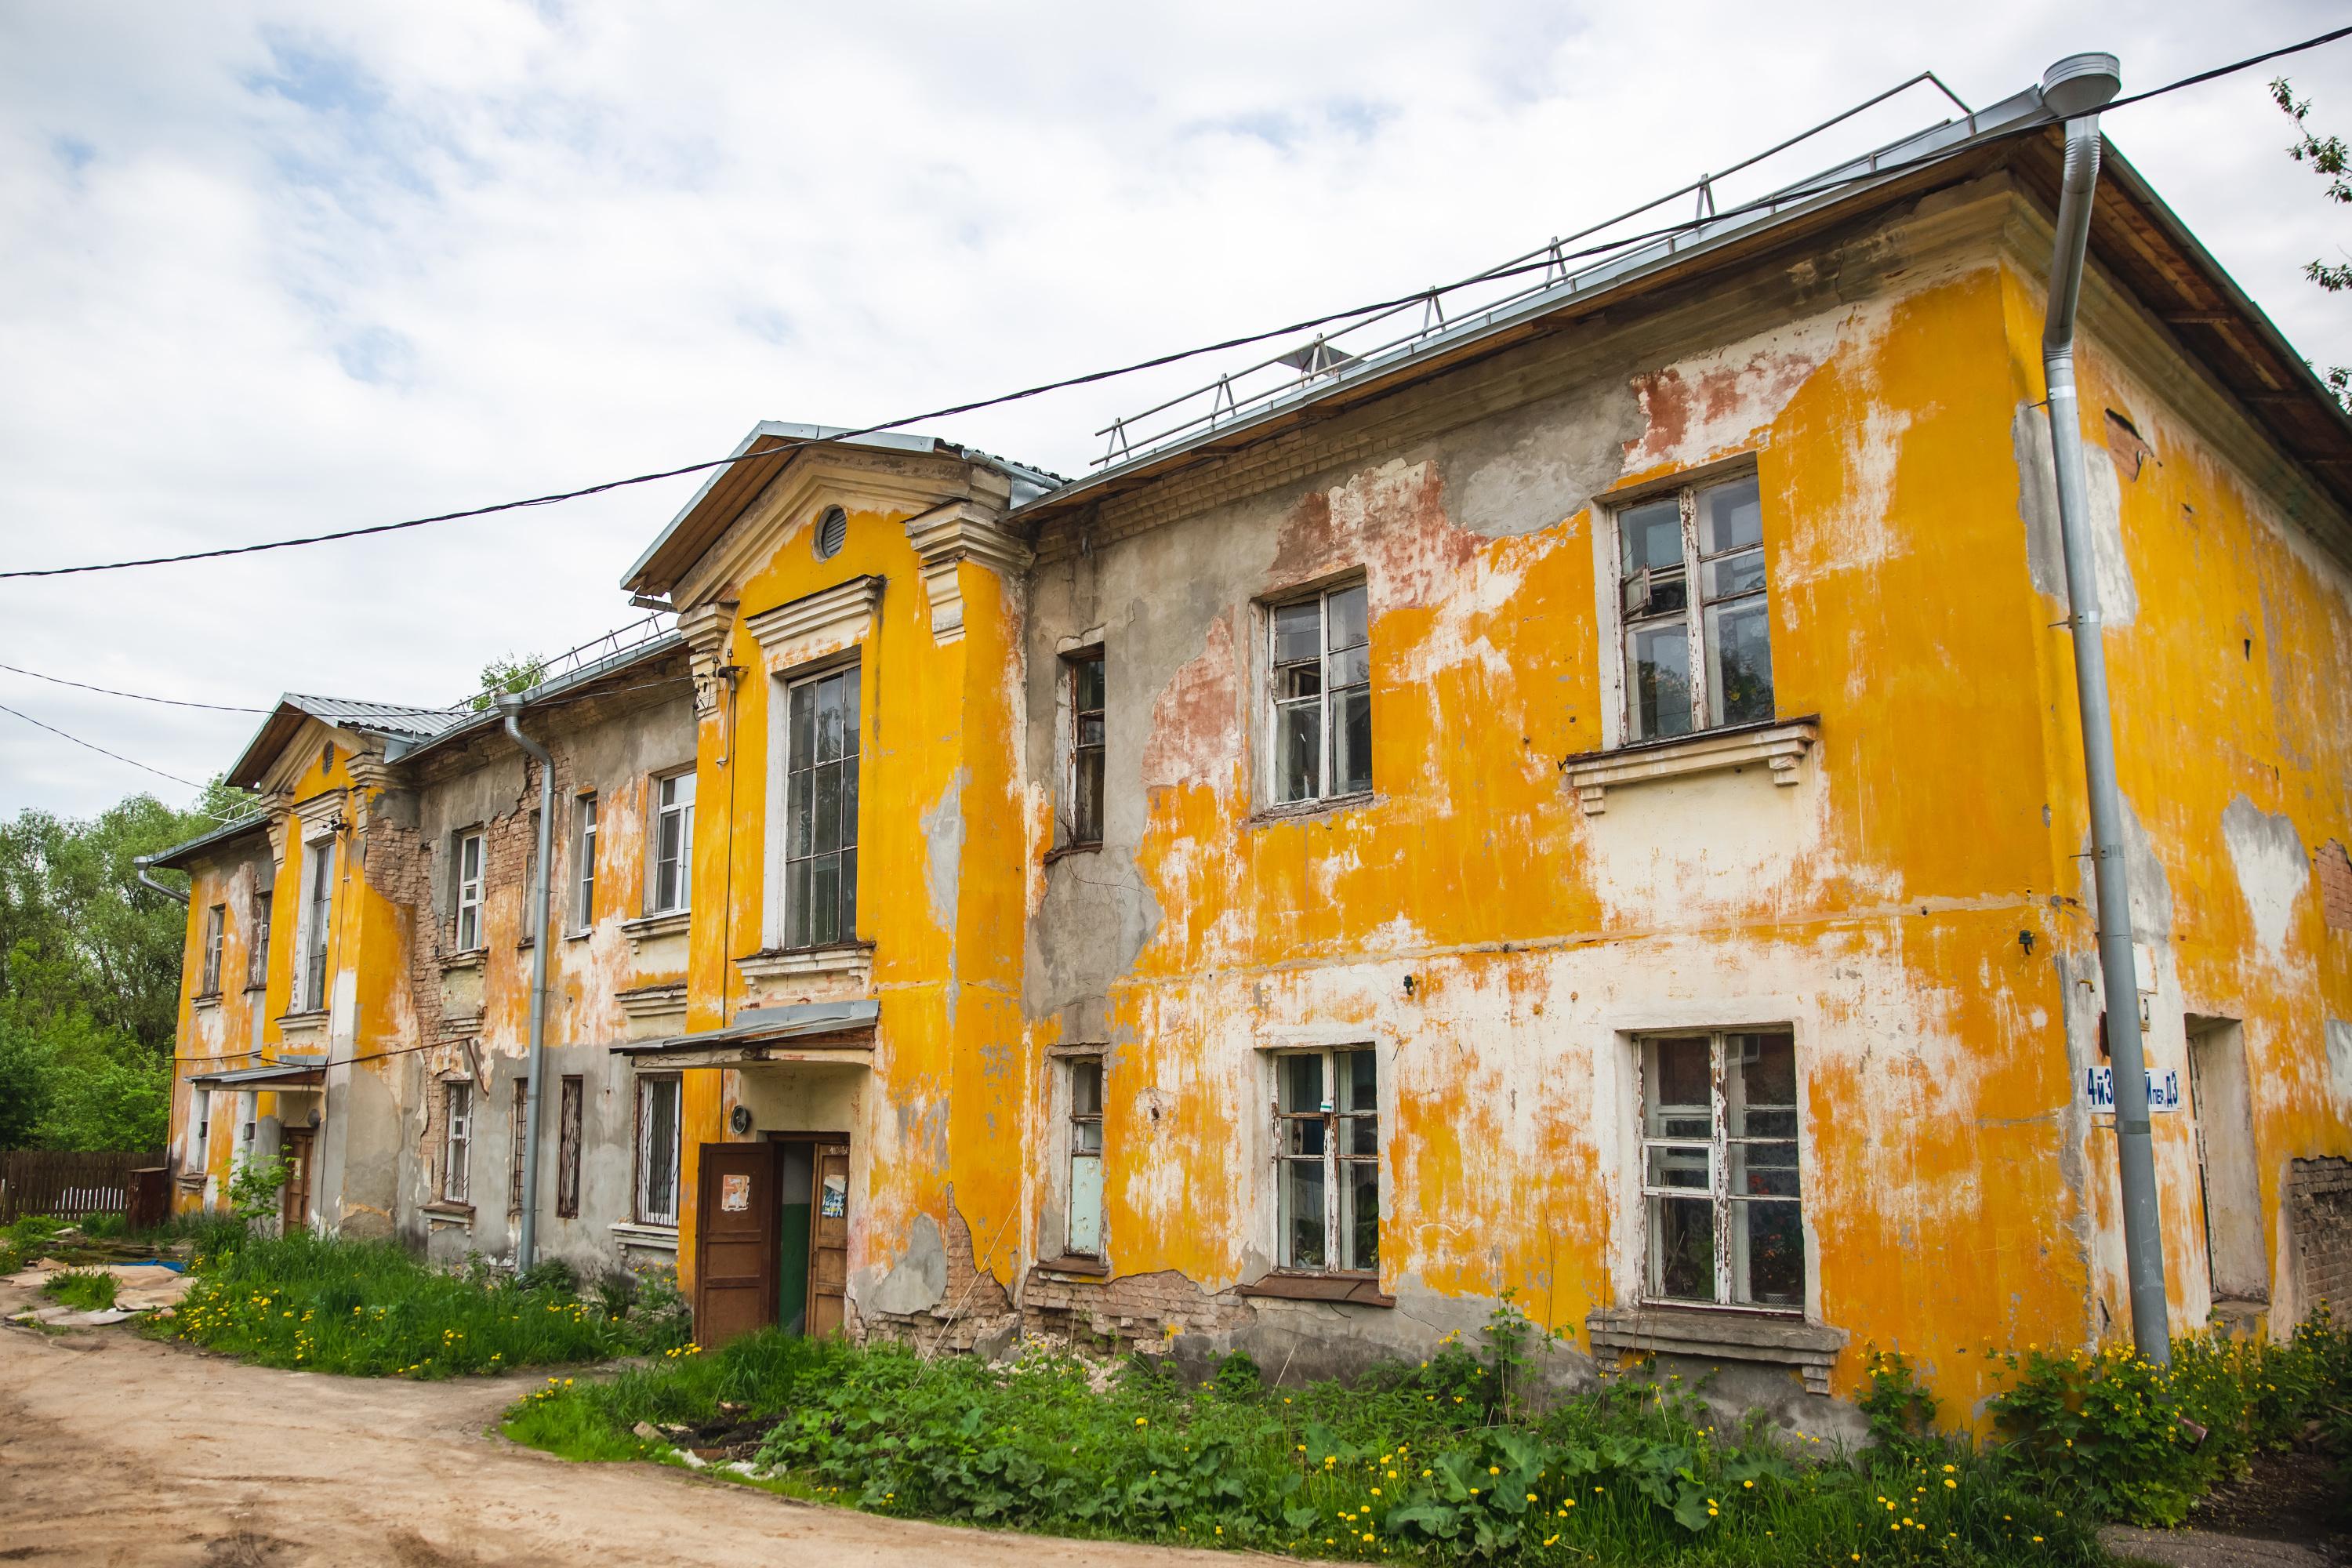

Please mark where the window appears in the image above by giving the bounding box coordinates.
[194,1089,211,1160]
[453,829,485,951]
[634,1074,681,1227]
[508,1079,528,1215]
[652,774,695,915]
[300,838,334,1010]
[1066,1057,1105,1256]
[1066,651,1105,846]
[200,905,225,995]
[1616,472,1773,740]
[442,1081,472,1204]
[249,891,271,989]
[782,667,859,947]
[572,794,598,931]
[1273,1047,1379,1273]
[1638,1029,1804,1310]
[555,1075,583,1219]
[1270,583,1371,804]
[814,504,848,561]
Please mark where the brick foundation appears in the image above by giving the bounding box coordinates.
[2292,1156,2352,1313]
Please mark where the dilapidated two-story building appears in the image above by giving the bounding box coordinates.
[157,62,2352,1428]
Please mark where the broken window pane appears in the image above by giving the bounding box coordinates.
[1343,1158,1378,1272]
[1282,1157,1326,1269]
[1628,623,1692,739]
[1646,1143,1711,1190]
[1276,700,1321,802]
[1331,679,1371,797]
[1700,474,1762,554]
[1704,598,1774,727]
[1621,498,1683,575]
[1734,1198,1804,1307]
[1070,650,1105,847]
[1272,600,1322,668]
[1648,1193,1714,1301]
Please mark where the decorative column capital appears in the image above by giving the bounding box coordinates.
[905,501,1033,644]
[677,601,739,718]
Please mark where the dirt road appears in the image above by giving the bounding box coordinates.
[0,1294,1240,1568]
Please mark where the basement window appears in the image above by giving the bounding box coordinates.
[1612,471,1774,741]
[454,829,485,952]
[1272,1047,1380,1275]
[1268,581,1371,805]
[1637,1029,1806,1312]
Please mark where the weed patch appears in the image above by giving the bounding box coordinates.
[41,1267,119,1312]
[151,1230,685,1377]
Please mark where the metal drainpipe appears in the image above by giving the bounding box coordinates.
[498,694,557,1273]
[132,854,188,905]
[2038,52,2169,1363]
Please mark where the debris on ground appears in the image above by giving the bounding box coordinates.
[4,1258,194,1324]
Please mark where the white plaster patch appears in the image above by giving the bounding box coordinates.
[1817,401,1915,577]
[2220,795,2309,964]
[2327,1018,2352,1111]
[1580,758,1839,924]
[922,768,969,932]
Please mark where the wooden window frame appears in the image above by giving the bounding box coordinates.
[572,793,597,932]
[649,773,695,916]
[453,829,486,952]
[1264,579,1372,807]
[555,1075,583,1218]
[1066,649,1105,848]
[1607,468,1774,744]
[779,663,861,949]
[1634,1029,1806,1314]
[1270,1046,1381,1277]
[442,1080,473,1205]
[199,904,226,996]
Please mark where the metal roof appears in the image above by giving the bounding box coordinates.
[612,997,879,1058]
[621,421,1062,600]
[187,1060,326,1089]
[147,812,272,873]
[225,693,469,789]
[397,626,689,764]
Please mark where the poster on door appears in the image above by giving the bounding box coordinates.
[819,1174,847,1218]
[720,1173,751,1212]
[2083,1065,2182,1113]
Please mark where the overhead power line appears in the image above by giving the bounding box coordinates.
[0,700,205,789]
[0,659,268,713]
[4,24,2347,585]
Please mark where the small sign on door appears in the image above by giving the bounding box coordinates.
[2084,1065,2182,1113]
[720,1173,751,1212]
[819,1174,847,1218]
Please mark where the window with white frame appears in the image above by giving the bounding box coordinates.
[200,904,226,995]
[1065,1057,1105,1256]
[249,891,271,989]
[1273,1047,1379,1273]
[1637,1029,1804,1310]
[194,1088,211,1161]
[1066,650,1105,847]
[442,1080,473,1204]
[299,837,334,1010]
[634,1074,681,1227]
[1614,471,1773,741]
[1269,583,1371,804]
[454,829,485,951]
[782,666,859,948]
[651,773,695,916]
[572,793,597,930]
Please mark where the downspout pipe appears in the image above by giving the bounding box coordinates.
[2038,53,2169,1364]
[498,694,557,1274]
[132,854,189,906]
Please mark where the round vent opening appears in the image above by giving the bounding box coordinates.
[815,505,848,561]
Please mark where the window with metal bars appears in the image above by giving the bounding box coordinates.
[634,1075,681,1227]
[1615,472,1774,741]
[555,1075,583,1218]
[1272,1047,1379,1274]
[1637,1029,1805,1311]
[782,665,859,948]
[508,1079,528,1215]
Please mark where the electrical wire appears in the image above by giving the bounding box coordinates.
[5,22,2348,586]
[0,700,207,789]
[0,659,268,713]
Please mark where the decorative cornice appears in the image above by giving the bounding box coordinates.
[734,942,873,984]
[677,601,738,718]
[617,982,688,1021]
[743,575,882,669]
[905,500,1032,644]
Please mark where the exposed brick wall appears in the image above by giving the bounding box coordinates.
[860,1196,1020,1353]
[1022,1269,1250,1356]
[2293,1156,2352,1313]
[2318,840,2352,934]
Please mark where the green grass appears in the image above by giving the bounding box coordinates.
[40,1267,119,1311]
[503,1327,2103,1566]
[149,1229,688,1377]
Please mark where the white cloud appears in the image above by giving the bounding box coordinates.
[2,0,2347,815]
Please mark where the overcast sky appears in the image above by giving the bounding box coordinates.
[3,2,2349,820]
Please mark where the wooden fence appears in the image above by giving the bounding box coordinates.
[0,1149,165,1224]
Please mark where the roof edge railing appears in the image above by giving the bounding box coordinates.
[1087,71,1992,472]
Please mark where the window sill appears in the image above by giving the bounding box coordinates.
[440,949,487,975]
[616,982,688,1022]
[1247,791,1377,829]
[1034,1254,1109,1277]
[243,982,268,996]
[277,1011,328,1038]
[420,1200,474,1229]
[622,910,691,960]
[1563,716,1819,815]
[1239,1271,1395,1308]
[611,1220,680,1253]
[1584,1305,1846,1395]
[564,927,595,942]
[191,993,223,1011]
[735,942,873,983]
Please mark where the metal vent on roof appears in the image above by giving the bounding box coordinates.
[815,506,848,561]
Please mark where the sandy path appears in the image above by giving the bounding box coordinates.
[0,1286,1247,1568]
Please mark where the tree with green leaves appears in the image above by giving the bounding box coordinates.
[0,778,256,1150]
[470,652,549,712]
[2270,77,2351,408]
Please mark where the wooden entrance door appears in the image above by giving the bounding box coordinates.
[695,1142,779,1347]
[810,1142,850,1338]
[279,1127,314,1234]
